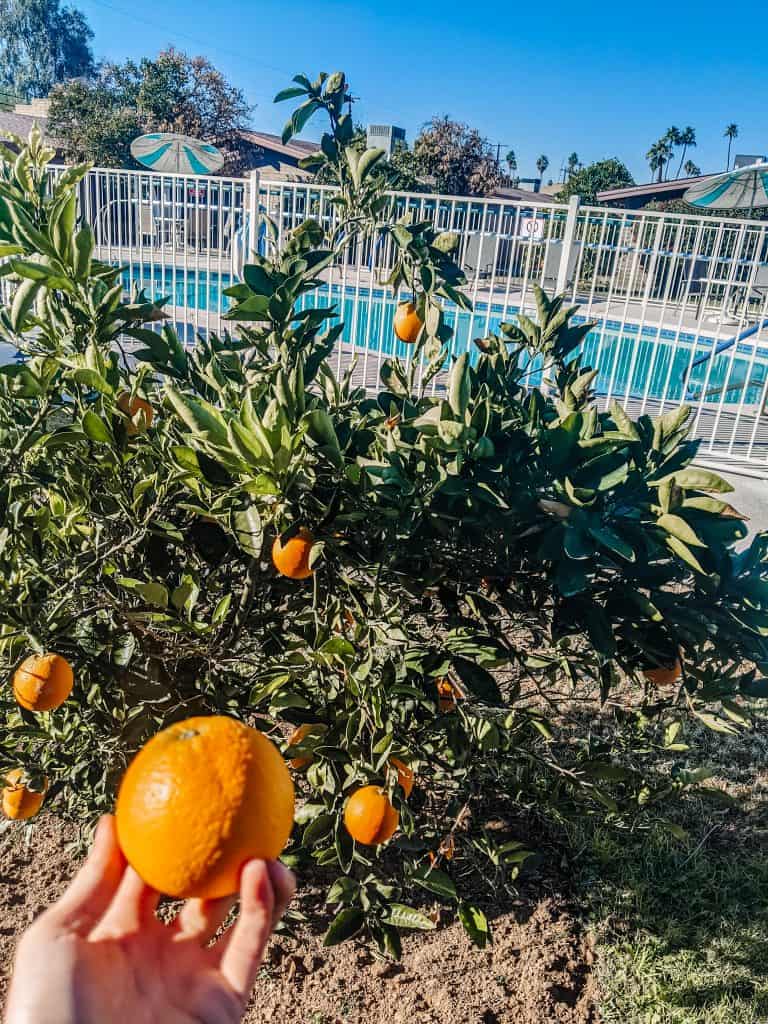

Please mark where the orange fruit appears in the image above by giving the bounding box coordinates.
[644,658,682,687]
[272,527,315,580]
[287,723,325,770]
[390,757,414,798]
[2,769,47,820]
[115,716,295,899]
[393,301,423,344]
[344,786,399,846]
[13,653,74,712]
[117,392,153,436]
[436,676,463,713]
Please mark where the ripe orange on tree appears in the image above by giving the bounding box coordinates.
[344,785,399,846]
[115,716,295,899]
[287,723,325,770]
[393,301,423,344]
[13,653,74,712]
[272,527,315,580]
[436,676,463,713]
[390,757,414,797]
[117,392,153,436]
[2,769,47,820]
[644,657,683,687]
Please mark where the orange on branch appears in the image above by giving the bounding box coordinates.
[2,769,47,820]
[390,757,414,798]
[117,392,153,436]
[393,301,423,344]
[287,723,324,770]
[644,658,683,687]
[115,716,295,899]
[344,786,399,846]
[436,676,462,713]
[272,527,315,580]
[13,653,74,712]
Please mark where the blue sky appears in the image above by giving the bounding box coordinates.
[77,0,767,184]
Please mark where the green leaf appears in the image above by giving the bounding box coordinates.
[411,866,457,901]
[383,904,436,931]
[657,513,705,549]
[232,506,263,558]
[82,410,113,444]
[164,385,228,445]
[458,903,491,948]
[588,524,635,562]
[73,368,113,395]
[323,908,365,946]
[608,400,640,441]
[137,582,169,608]
[448,352,470,417]
[666,535,706,574]
[654,467,733,493]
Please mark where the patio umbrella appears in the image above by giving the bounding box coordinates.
[130,132,224,176]
[683,162,768,211]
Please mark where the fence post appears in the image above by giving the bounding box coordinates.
[556,193,580,296]
[247,169,260,259]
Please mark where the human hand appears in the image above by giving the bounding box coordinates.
[4,815,295,1024]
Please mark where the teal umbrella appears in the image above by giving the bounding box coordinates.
[684,162,768,211]
[130,132,224,175]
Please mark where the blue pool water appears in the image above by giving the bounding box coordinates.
[2,264,764,408]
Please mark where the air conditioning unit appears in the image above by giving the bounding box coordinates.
[366,124,406,157]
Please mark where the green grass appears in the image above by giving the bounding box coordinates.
[572,712,768,1023]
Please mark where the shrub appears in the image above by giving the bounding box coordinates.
[1,87,767,953]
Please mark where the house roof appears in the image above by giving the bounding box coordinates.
[597,174,711,206]
[239,130,319,161]
[492,184,559,204]
[0,109,48,140]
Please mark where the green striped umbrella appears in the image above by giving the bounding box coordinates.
[684,162,768,211]
[130,133,224,175]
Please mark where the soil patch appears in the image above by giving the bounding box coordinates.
[0,815,598,1024]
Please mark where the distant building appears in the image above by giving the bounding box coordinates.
[734,153,767,168]
[366,124,406,157]
[238,131,319,181]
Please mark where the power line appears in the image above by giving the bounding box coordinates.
[79,0,295,81]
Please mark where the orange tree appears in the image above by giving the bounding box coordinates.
[1,90,768,953]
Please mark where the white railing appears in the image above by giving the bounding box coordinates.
[2,164,768,473]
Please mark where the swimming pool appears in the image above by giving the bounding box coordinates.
[1,264,765,408]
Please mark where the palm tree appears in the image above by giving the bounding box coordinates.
[724,123,739,169]
[662,127,681,179]
[675,127,697,177]
[566,152,579,178]
[683,159,701,177]
[646,141,665,183]
[505,149,517,183]
[536,154,549,177]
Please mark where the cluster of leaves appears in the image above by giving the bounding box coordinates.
[1,86,768,955]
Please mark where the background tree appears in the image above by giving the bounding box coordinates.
[0,0,94,99]
[646,141,665,183]
[413,115,501,196]
[566,152,579,178]
[505,149,517,181]
[557,157,634,202]
[683,159,701,177]
[724,123,739,170]
[675,126,696,178]
[661,128,680,179]
[536,154,549,178]
[48,48,251,172]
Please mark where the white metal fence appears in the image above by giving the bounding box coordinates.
[3,164,768,474]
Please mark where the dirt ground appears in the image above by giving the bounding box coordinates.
[0,815,598,1024]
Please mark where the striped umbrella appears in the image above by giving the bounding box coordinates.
[130,132,224,175]
[684,162,768,211]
